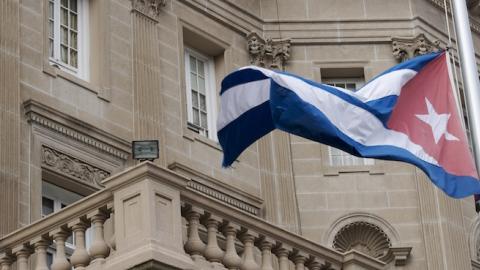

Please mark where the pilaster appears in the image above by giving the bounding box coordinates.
[131,0,166,166]
[415,169,472,269]
[0,0,20,236]
[258,130,300,233]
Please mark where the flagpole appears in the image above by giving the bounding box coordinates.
[451,0,480,187]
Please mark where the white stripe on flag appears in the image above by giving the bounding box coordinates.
[264,70,439,166]
[356,69,417,101]
[217,79,271,130]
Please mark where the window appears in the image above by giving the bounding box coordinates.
[184,48,218,141]
[48,0,89,79]
[322,76,374,166]
[42,181,91,259]
[323,77,364,91]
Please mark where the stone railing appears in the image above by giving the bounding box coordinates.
[0,162,385,270]
[0,189,113,270]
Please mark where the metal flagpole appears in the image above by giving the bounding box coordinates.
[451,0,480,186]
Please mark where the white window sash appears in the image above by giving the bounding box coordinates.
[49,0,89,80]
[184,48,218,141]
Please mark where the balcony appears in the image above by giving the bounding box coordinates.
[0,162,385,270]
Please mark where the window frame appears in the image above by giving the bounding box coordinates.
[48,0,90,80]
[321,76,375,167]
[184,47,218,141]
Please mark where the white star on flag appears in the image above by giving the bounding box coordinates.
[415,97,459,144]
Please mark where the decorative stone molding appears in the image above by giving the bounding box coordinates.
[333,221,391,260]
[389,247,413,266]
[332,221,412,266]
[41,146,110,188]
[168,162,262,216]
[131,0,166,22]
[392,33,441,62]
[247,31,291,70]
[24,100,130,161]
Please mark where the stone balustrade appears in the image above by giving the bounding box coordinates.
[181,187,385,270]
[0,191,113,270]
[0,162,385,270]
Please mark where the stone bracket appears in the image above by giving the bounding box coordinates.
[131,0,167,22]
[247,31,291,70]
[392,33,440,62]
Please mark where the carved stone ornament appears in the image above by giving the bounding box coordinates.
[333,221,391,262]
[247,31,291,70]
[131,0,166,22]
[392,33,441,62]
[41,146,110,187]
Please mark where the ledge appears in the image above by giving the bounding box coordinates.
[168,162,263,215]
[24,99,131,161]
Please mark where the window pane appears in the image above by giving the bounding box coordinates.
[190,73,197,90]
[47,253,53,267]
[198,77,205,94]
[70,32,77,49]
[70,50,78,68]
[199,95,206,111]
[49,39,54,57]
[70,0,77,12]
[336,83,346,89]
[42,197,54,216]
[61,26,68,45]
[193,109,200,125]
[70,13,77,30]
[61,8,68,26]
[346,83,356,90]
[200,112,208,128]
[61,45,68,63]
[61,0,68,7]
[189,56,196,72]
[198,61,205,76]
[49,1,54,18]
[191,91,198,108]
[49,21,54,38]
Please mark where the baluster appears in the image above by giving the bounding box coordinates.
[306,259,321,270]
[222,222,242,270]
[239,230,260,270]
[0,253,13,270]
[184,206,206,260]
[50,229,71,270]
[69,219,91,269]
[273,244,292,270]
[291,251,308,270]
[202,214,224,263]
[31,236,50,270]
[88,210,110,261]
[13,245,31,270]
[258,237,275,270]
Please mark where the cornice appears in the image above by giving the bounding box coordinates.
[24,100,130,161]
[168,162,262,216]
[427,0,480,34]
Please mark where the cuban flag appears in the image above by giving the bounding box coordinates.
[217,52,480,198]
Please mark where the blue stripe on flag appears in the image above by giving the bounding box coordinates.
[362,52,442,87]
[221,69,269,95]
[218,101,275,167]
[270,81,480,198]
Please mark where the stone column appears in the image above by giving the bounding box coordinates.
[415,169,472,269]
[258,130,300,233]
[131,0,166,166]
[0,0,20,236]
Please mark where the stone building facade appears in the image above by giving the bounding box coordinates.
[2,0,480,269]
